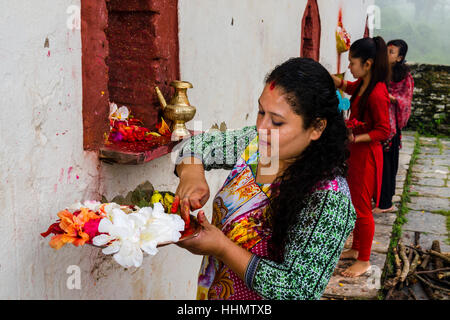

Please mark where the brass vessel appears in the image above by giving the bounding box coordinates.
[155,81,196,140]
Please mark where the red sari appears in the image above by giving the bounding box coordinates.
[344,79,390,261]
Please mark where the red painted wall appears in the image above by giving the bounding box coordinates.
[81,0,110,151]
[300,0,321,61]
[81,0,179,151]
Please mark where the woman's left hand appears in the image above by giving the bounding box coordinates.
[348,132,355,143]
[177,211,229,258]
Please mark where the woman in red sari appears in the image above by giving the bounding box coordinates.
[332,36,390,277]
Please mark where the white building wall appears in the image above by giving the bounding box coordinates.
[0,0,373,299]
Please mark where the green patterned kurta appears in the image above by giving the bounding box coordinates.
[175,126,356,300]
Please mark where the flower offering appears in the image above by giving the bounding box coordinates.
[107,103,171,144]
[345,118,366,130]
[41,193,195,268]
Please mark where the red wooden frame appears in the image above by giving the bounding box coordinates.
[300,0,321,61]
[81,0,180,152]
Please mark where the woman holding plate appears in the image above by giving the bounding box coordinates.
[174,57,356,300]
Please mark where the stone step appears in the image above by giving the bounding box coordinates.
[323,132,450,300]
[324,252,386,299]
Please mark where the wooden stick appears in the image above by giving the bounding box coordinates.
[415,274,450,294]
[408,251,421,276]
[407,287,418,300]
[429,250,450,265]
[394,247,402,277]
[399,242,410,283]
[419,254,431,270]
[407,247,414,264]
[385,247,402,299]
[405,245,450,264]
[419,280,438,300]
[414,231,421,247]
[415,267,450,275]
[437,271,450,280]
[431,240,444,269]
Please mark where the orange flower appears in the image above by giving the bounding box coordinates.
[157,117,171,136]
[48,209,100,250]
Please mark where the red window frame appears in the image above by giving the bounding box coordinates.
[80,0,179,152]
[300,0,321,61]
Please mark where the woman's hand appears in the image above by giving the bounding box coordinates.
[331,74,346,91]
[389,94,397,103]
[175,157,210,221]
[348,132,355,143]
[177,211,228,257]
[177,211,253,280]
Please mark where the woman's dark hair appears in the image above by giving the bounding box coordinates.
[349,36,389,120]
[387,39,409,83]
[265,57,349,260]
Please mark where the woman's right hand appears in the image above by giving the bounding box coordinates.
[175,158,210,221]
[331,74,347,91]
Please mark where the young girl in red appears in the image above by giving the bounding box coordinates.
[332,36,390,277]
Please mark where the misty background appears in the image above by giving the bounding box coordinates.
[374,0,450,65]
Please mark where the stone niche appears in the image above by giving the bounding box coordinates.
[407,63,450,136]
[81,0,179,151]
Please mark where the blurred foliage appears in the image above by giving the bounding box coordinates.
[101,180,176,213]
[374,0,450,65]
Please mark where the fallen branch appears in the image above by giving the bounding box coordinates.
[415,267,450,275]
[407,287,418,300]
[419,255,431,270]
[414,231,420,247]
[437,271,450,280]
[399,242,410,283]
[431,240,444,269]
[408,251,420,276]
[429,250,450,265]
[405,245,450,264]
[419,280,439,300]
[385,247,402,299]
[414,274,450,294]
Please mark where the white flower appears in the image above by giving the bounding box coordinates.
[101,202,121,218]
[109,103,130,121]
[93,208,143,268]
[139,203,185,255]
[109,103,118,118]
[92,202,185,268]
[116,106,129,120]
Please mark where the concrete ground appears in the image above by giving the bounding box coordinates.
[322,131,449,300]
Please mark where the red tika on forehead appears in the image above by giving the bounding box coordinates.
[269,81,276,90]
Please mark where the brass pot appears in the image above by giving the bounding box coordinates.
[155,81,196,140]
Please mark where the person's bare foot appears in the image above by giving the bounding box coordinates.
[340,249,358,260]
[382,205,397,213]
[341,260,371,277]
[373,205,397,214]
[372,207,383,214]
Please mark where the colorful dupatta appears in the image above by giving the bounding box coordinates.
[387,73,415,139]
[196,135,277,300]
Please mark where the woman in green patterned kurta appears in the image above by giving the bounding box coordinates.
[175,58,356,300]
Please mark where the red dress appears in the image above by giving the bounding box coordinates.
[345,79,390,261]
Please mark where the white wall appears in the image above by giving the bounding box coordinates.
[319,0,375,76]
[0,0,373,299]
[0,0,101,299]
